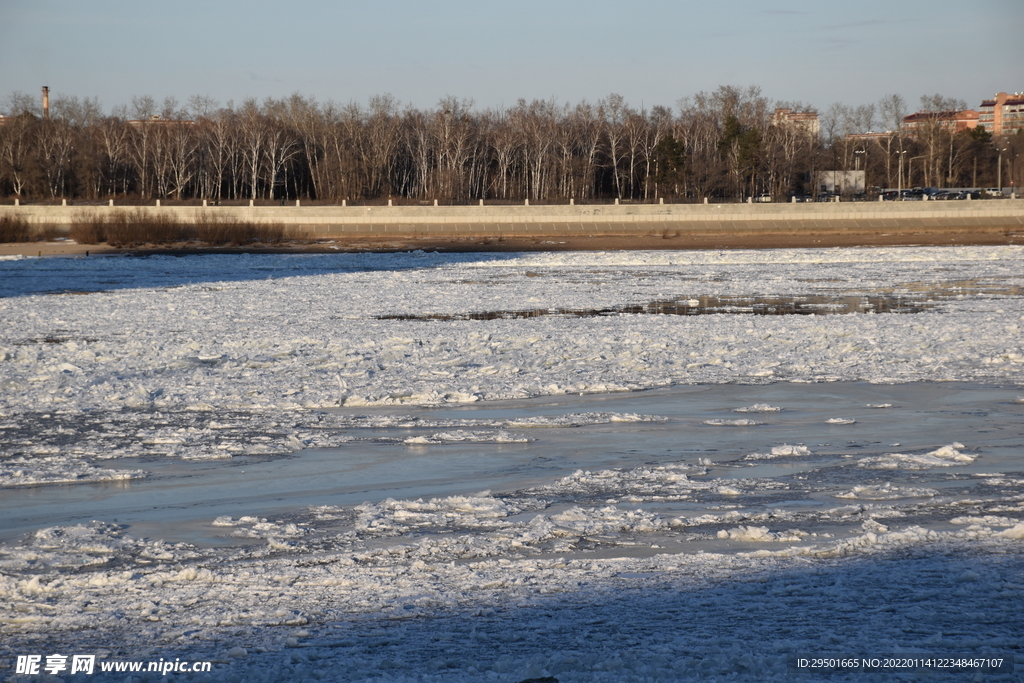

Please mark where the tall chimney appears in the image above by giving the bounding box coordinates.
[42,86,49,120]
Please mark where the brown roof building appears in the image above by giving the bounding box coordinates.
[845,131,896,142]
[979,92,1024,137]
[902,109,978,135]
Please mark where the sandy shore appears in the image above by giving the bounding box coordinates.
[0,242,122,257]
[2,225,1021,257]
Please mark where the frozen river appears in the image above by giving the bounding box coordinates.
[2,381,1022,552]
[1,246,1023,681]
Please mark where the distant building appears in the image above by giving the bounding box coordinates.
[902,110,978,135]
[846,131,896,142]
[979,92,1024,137]
[125,114,194,129]
[772,108,819,138]
[817,170,865,195]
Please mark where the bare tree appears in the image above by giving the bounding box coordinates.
[95,111,131,196]
[429,96,477,201]
[878,93,907,133]
[639,105,670,199]
[600,94,629,199]
[512,99,556,201]
[2,86,993,205]
[911,95,969,187]
[127,96,159,198]
[622,108,649,198]
[876,94,909,188]
[361,94,402,198]
[238,99,269,200]
[919,94,967,114]
[197,105,238,201]
[164,120,198,199]
[261,98,300,200]
[36,123,73,197]
[0,111,37,197]
[569,101,602,200]
[488,107,520,199]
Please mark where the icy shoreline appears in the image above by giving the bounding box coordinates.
[3,507,1023,681]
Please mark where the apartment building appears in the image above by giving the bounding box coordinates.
[772,108,820,138]
[978,92,1024,137]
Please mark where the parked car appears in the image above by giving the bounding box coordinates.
[950,190,981,200]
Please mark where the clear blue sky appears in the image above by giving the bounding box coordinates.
[1,0,1021,115]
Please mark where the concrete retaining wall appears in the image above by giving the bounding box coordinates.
[2,201,1021,237]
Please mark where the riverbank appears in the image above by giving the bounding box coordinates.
[2,222,1022,257]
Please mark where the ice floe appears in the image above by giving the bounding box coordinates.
[744,444,812,460]
[834,483,939,500]
[858,442,978,470]
[0,456,145,487]
[716,525,809,542]
[732,403,783,413]
[402,429,531,444]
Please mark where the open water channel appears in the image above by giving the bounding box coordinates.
[3,381,1022,554]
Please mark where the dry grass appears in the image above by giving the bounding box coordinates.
[70,212,106,244]
[0,215,32,242]
[66,211,288,246]
[192,213,285,245]
[104,210,184,245]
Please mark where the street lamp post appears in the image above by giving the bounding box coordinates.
[907,155,926,192]
[897,150,907,195]
[998,146,1007,195]
[855,149,866,195]
[1011,151,1017,198]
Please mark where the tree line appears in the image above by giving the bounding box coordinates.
[1,86,1019,203]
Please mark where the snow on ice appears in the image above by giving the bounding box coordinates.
[1,246,1023,681]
